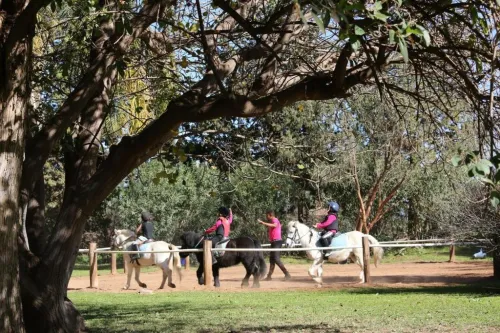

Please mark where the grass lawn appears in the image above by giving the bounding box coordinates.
[71,284,500,333]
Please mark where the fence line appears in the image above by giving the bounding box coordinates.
[94,249,203,254]
[83,238,487,288]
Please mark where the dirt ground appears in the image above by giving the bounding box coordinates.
[68,261,494,293]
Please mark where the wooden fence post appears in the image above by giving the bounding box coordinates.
[203,240,213,287]
[123,255,128,274]
[111,253,117,275]
[449,245,456,263]
[185,255,190,270]
[89,242,98,288]
[362,236,372,284]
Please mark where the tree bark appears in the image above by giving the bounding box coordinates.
[0,2,33,331]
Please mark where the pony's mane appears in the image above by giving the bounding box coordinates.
[180,231,203,248]
[116,229,135,237]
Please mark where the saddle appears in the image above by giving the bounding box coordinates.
[214,238,230,258]
[129,240,154,263]
[317,233,346,258]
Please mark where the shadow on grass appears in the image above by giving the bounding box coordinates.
[82,302,234,333]
[347,281,500,297]
[199,324,344,333]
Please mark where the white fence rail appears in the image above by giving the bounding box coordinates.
[81,237,487,288]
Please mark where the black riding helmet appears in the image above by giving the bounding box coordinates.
[141,211,154,222]
[218,206,230,218]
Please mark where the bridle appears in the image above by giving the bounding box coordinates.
[287,223,314,246]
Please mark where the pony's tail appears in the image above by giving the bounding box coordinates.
[366,235,384,267]
[168,244,183,282]
[253,239,267,278]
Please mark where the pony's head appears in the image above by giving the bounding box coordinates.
[179,231,203,258]
[112,229,136,249]
[285,221,314,247]
[285,221,300,248]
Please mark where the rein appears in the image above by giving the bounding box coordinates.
[116,234,137,248]
[194,235,206,248]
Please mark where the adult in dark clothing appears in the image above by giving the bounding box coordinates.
[258,210,291,281]
[131,211,155,261]
[136,211,155,242]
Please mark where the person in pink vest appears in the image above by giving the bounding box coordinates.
[258,210,291,281]
[205,207,232,264]
[315,201,340,257]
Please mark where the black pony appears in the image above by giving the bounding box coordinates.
[179,232,267,288]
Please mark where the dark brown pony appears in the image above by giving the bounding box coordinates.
[179,232,267,288]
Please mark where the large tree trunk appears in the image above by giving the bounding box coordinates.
[494,251,500,279]
[0,1,36,330]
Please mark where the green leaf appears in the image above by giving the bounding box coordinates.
[470,6,479,24]
[374,11,389,22]
[474,57,483,72]
[405,27,422,37]
[495,171,500,183]
[156,171,169,179]
[475,159,493,176]
[311,11,325,33]
[349,35,361,51]
[323,11,331,29]
[451,156,462,167]
[398,38,409,63]
[297,164,306,170]
[374,2,383,11]
[416,25,431,46]
[479,177,495,186]
[389,30,396,44]
[354,25,365,36]
[491,191,500,208]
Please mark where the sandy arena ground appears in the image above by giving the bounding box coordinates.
[68,261,494,293]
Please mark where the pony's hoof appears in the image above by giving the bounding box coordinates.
[241,282,249,288]
[198,278,204,285]
[251,283,260,288]
[139,283,147,288]
[316,284,323,288]
[122,286,130,290]
[168,283,176,288]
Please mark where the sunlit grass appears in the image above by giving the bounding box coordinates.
[71,283,500,333]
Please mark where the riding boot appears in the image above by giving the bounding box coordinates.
[320,238,332,258]
[130,243,140,261]
[276,262,291,280]
[264,263,275,281]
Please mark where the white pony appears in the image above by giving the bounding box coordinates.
[113,229,182,289]
[285,221,383,285]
